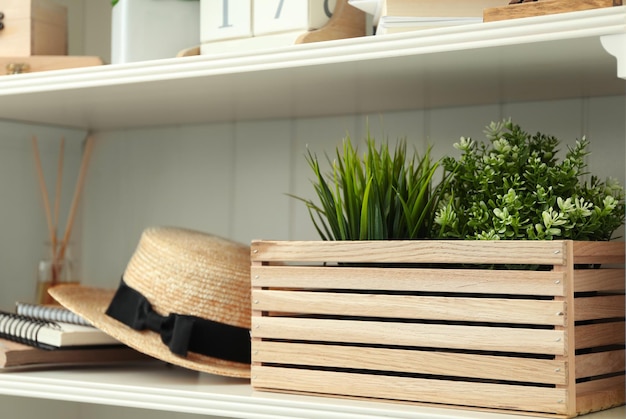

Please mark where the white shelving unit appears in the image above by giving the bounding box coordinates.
[0,7,623,130]
[0,6,624,419]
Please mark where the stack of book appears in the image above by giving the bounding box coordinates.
[0,302,148,369]
[349,0,509,34]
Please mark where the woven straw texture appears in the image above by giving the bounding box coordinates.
[50,227,251,378]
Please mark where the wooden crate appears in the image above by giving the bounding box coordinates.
[0,0,67,56]
[251,240,625,417]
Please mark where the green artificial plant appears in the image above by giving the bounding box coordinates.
[294,133,447,240]
[434,119,625,241]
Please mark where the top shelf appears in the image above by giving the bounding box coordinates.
[0,7,625,130]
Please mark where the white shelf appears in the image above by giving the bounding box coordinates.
[0,362,623,418]
[0,7,624,130]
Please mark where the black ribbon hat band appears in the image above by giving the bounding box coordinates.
[105,279,251,364]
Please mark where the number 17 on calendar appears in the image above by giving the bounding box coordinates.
[200,0,336,44]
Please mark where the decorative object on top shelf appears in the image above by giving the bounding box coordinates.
[0,55,103,75]
[252,120,626,416]
[0,0,67,56]
[0,0,103,74]
[200,0,365,55]
[49,227,253,378]
[111,0,200,64]
[31,135,95,305]
[349,0,509,34]
[484,0,623,22]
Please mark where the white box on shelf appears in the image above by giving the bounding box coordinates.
[111,0,200,64]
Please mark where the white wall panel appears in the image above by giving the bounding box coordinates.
[231,119,292,244]
[76,98,625,285]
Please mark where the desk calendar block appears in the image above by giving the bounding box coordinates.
[253,0,336,36]
[200,0,365,55]
[200,0,252,44]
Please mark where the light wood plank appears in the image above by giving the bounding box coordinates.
[251,366,569,415]
[575,321,626,350]
[576,349,625,379]
[251,265,566,296]
[575,295,625,321]
[251,317,566,355]
[576,375,626,415]
[252,340,567,385]
[574,268,625,293]
[573,241,625,265]
[253,290,567,325]
[251,240,567,265]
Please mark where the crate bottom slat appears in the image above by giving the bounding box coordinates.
[251,365,570,415]
[252,340,567,385]
[576,375,626,415]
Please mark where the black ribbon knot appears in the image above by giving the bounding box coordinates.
[106,279,250,364]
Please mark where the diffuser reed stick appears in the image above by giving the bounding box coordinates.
[57,135,95,263]
[31,136,55,249]
[32,134,95,302]
[52,137,65,258]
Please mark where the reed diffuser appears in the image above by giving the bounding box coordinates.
[32,134,95,305]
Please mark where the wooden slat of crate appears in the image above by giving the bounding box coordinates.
[252,316,566,355]
[573,241,625,265]
[251,240,567,265]
[576,375,626,415]
[483,0,622,23]
[253,290,567,325]
[574,295,625,321]
[252,366,570,415]
[574,268,625,293]
[252,340,568,385]
[251,265,567,296]
[575,321,625,350]
[576,349,625,379]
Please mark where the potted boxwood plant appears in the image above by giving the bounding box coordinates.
[434,118,625,241]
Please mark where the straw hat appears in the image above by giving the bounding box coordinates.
[49,227,251,378]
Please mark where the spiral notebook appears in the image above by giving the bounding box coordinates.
[15,301,91,326]
[0,310,119,350]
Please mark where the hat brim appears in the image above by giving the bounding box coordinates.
[49,284,251,379]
